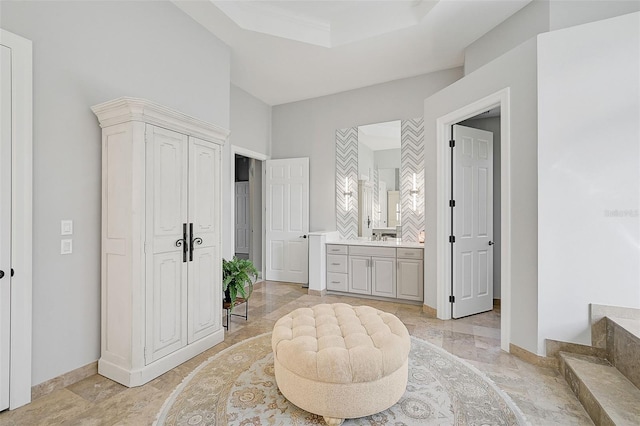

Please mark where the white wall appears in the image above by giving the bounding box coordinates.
[537,12,640,352]
[464,0,640,75]
[272,69,463,232]
[0,1,230,385]
[464,0,550,75]
[549,0,640,30]
[458,117,501,298]
[375,148,401,170]
[424,40,539,353]
[227,85,271,260]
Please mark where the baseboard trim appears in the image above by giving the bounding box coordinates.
[422,304,437,318]
[307,288,326,297]
[509,343,558,369]
[31,361,98,401]
[545,339,607,360]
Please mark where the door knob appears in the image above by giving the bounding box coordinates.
[299,235,307,239]
[0,270,4,279]
[488,241,494,246]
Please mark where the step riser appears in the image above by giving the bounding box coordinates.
[607,318,640,389]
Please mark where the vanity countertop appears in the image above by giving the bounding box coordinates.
[327,239,424,249]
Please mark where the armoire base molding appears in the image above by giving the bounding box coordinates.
[99,329,224,387]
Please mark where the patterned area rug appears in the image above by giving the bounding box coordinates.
[155,333,527,425]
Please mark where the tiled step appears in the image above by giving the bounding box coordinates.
[607,316,640,389]
[559,352,640,426]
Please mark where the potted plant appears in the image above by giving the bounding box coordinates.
[222,257,259,310]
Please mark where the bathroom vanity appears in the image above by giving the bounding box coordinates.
[325,240,423,302]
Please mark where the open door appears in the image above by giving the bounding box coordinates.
[234,181,250,255]
[265,158,309,283]
[452,125,494,318]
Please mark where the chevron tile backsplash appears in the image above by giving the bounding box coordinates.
[336,127,358,239]
[401,118,425,242]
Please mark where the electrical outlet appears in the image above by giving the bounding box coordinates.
[61,239,73,255]
[61,220,73,235]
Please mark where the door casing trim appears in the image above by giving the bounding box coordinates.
[436,88,511,352]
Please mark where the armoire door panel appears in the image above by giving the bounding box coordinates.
[145,125,189,364]
[189,138,219,243]
[188,246,220,343]
[147,125,188,254]
[147,252,187,363]
[187,138,220,342]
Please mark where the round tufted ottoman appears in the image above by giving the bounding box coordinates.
[271,303,411,425]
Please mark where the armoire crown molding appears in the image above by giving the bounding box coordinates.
[91,97,230,144]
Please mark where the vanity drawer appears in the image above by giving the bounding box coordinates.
[327,272,348,292]
[327,254,348,273]
[348,246,396,258]
[397,248,424,260]
[326,244,348,255]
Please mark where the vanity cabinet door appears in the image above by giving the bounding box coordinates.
[371,256,396,298]
[397,258,424,301]
[349,256,371,295]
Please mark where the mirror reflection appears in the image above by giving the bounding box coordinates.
[357,120,401,238]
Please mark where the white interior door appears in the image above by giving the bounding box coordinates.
[378,181,387,227]
[453,125,494,318]
[187,138,221,343]
[0,44,12,411]
[234,182,250,254]
[265,158,309,283]
[359,181,373,238]
[145,125,188,363]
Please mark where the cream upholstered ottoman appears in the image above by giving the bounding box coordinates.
[271,303,410,425]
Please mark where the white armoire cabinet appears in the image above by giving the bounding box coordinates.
[92,98,229,387]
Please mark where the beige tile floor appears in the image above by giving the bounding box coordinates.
[0,281,593,425]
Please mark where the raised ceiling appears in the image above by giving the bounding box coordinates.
[173,1,531,105]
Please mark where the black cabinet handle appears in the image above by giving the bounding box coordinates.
[175,223,189,262]
[189,223,202,262]
[0,270,4,279]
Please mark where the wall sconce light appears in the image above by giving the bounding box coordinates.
[343,176,353,210]
[410,172,419,210]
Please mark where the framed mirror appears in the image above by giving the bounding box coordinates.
[336,118,424,242]
[357,121,401,238]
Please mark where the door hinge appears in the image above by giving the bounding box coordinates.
[449,200,455,208]
[449,295,455,303]
[449,235,455,243]
[449,139,455,148]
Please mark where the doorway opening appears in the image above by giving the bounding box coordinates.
[436,88,511,352]
[233,153,263,278]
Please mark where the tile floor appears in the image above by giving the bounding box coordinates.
[0,281,593,425]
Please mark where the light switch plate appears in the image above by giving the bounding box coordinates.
[61,239,73,255]
[61,220,73,235]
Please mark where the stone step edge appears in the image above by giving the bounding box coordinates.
[559,351,640,426]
